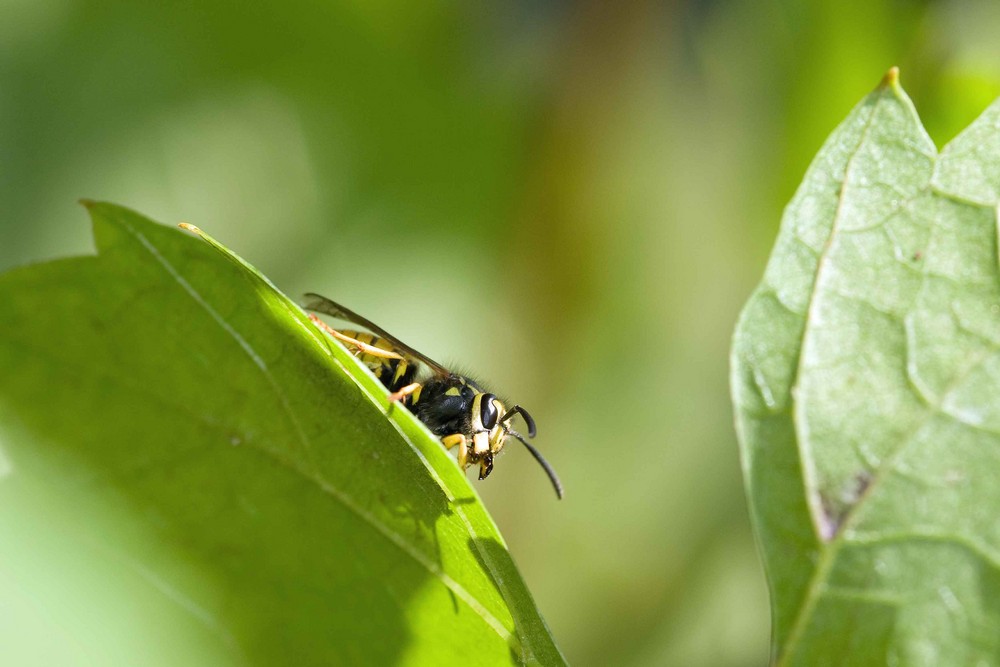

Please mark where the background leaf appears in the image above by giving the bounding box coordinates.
[0,202,564,666]
[732,70,1000,664]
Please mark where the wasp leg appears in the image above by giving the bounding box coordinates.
[387,382,422,403]
[442,434,468,469]
[308,314,403,360]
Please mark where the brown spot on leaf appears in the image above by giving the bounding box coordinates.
[819,470,873,542]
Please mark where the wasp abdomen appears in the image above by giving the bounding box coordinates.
[338,329,418,394]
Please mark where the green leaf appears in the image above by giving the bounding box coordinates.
[732,68,1000,664]
[0,202,564,666]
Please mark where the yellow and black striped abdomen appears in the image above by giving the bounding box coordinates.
[338,329,418,394]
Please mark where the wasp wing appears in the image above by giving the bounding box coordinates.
[302,293,450,376]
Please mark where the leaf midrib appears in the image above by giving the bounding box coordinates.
[779,88,887,665]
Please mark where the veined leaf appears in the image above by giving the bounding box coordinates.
[0,202,564,666]
[733,68,1000,665]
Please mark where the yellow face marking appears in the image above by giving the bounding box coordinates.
[470,393,485,431]
[489,398,507,452]
[490,431,507,455]
[473,431,490,456]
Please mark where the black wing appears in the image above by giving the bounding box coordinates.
[302,293,450,376]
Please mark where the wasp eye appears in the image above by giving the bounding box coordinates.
[480,393,498,430]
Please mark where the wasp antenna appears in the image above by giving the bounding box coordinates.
[511,432,563,499]
[501,405,537,438]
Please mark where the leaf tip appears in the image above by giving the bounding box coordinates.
[878,66,901,91]
[178,222,216,247]
[177,222,224,251]
[78,198,97,209]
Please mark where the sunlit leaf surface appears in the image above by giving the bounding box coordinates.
[732,69,1000,665]
[0,203,564,666]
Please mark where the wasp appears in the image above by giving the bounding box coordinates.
[303,293,563,499]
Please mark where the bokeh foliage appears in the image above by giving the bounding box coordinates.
[3,1,1000,665]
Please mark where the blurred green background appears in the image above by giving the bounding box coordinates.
[3,1,1000,665]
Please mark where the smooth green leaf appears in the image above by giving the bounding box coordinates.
[0,203,564,666]
[733,68,1000,665]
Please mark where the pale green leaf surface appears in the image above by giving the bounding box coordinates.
[0,203,564,666]
[733,70,1000,665]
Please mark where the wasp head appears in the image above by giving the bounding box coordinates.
[467,393,561,498]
